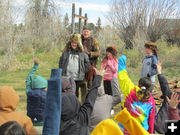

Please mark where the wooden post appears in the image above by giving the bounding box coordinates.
[71,3,75,34]
[84,13,87,26]
[78,8,82,34]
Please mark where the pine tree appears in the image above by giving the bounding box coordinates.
[63,13,69,27]
[96,17,101,30]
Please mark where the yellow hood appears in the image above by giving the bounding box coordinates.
[0,86,19,112]
[91,119,123,135]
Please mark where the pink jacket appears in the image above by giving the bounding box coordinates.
[101,57,118,81]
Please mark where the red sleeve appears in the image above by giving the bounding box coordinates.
[168,106,180,120]
[148,98,155,133]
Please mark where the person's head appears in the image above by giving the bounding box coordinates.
[144,41,158,56]
[82,26,91,38]
[0,86,19,111]
[137,77,152,102]
[97,85,105,97]
[62,76,76,95]
[106,46,118,58]
[32,75,47,89]
[0,121,26,135]
[69,34,83,51]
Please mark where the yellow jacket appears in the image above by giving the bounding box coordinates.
[91,108,150,135]
[0,86,36,135]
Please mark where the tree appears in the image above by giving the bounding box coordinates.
[63,13,69,28]
[96,17,102,30]
[108,0,180,49]
[24,0,69,51]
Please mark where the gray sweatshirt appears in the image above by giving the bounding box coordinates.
[88,77,121,132]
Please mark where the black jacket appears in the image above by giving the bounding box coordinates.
[154,74,173,133]
[60,75,102,135]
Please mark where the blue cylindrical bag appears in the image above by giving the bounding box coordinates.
[42,68,62,135]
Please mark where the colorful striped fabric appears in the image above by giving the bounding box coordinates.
[118,55,155,133]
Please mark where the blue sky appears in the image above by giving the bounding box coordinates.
[13,0,111,26]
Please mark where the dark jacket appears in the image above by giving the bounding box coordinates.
[27,88,46,122]
[81,35,100,65]
[154,74,175,134]
[59,48,90,81]
[60,75,102,135]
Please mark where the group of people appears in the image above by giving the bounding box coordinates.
[0,26,180,135]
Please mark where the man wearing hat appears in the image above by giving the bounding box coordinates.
[81,26,100,89]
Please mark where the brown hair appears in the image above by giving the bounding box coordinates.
[144,41,158,56]
[138,77,152,102]
[102,46,118,62]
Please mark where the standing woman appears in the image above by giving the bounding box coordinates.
[101,46,118,95]
[59,34,90,100]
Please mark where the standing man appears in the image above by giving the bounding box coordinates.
[81,26,100,89]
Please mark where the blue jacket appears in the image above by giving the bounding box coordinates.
[141,55,158,83]
[27,88,46,122]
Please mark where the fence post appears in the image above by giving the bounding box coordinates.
[84,13,87,26]
[71,3,75,34]
[78,8,82,34]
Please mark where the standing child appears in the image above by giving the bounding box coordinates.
[118,55,155,134]
[141,41,158,91]
[59,34,90,102]
[101,46,118,95]
[26,58,47,125]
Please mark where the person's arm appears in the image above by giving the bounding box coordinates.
[89,38,100,58]
[157,63,171,100]
[24,117,37,135]
[107,59,118,73]
[115,108,150,135]
[168,106,180,120]
[101,59,107,70]
[158,74,172,100]
[167,93,180,120]
[118,55,138,101]
[147,56,158,77]
[147,99,155,133]
[111,77,121,106]
[84,53,90,73]
[59,52,65,68]
[77,71,103,125]
[25,59,39,94]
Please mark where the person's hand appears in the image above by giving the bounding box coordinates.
[95,68,107,77]
[157,62,162,74]
[166,93,180,109]
[107,59,112,65]
[34,58,40,64]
